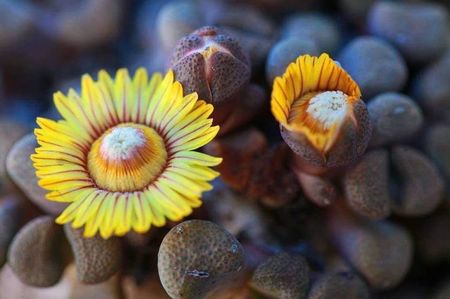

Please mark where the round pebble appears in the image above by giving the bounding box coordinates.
[156,0,204,51]
[266,37,320,84]
[413,51,450,120]
[6,134,67,215]
[368,92,423,147]
[368,1,449,64]
[337,36,408,100]
[281,13,341,54]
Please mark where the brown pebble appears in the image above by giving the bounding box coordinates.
[64,225,122,284]
[250,252,310,299]
[329,210,413,290]
[343,149,391,219]
[391,146,445,216]
[307,270,370,299]
[7,216,66,287]
[158,220,246,299]
[6,133,68,215]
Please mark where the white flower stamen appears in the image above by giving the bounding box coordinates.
[306,91,349,129]
[101,127,145,160]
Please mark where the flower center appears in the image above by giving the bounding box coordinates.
[287,90,354,154]
[306,91,349,129]
[87,123,167,192]
[100,127,146,160]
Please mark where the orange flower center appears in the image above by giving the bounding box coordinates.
[87,123,167,192]
[288,91,357,154]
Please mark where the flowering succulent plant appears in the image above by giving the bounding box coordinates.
[0,1,448,297]
[32,69,222,239]
[271,53,372,170]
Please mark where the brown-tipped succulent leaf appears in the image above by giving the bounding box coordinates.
[272,54,372,170]
[307,270,370,299]
[171,26,251,105]
[343,149,391,219]
[250,252,310,299]
[329,211,413,290]
[0,197,22,267]
[6,134,67,215]
[391,146,445,216]
[158,220,246,299]
[64,225,122,284]
[7,216,67,287]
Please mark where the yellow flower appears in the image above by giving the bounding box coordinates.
[271,53,371,168]
[32,69,222,239]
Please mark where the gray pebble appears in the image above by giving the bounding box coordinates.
[156,0,204,51]
[368,1,449,64]
[368,92,423,147]
[338,0,375,24]
[266,37,320,84]
[413,51,450,120]
[337,36,408,99]
[281,13,341,54]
